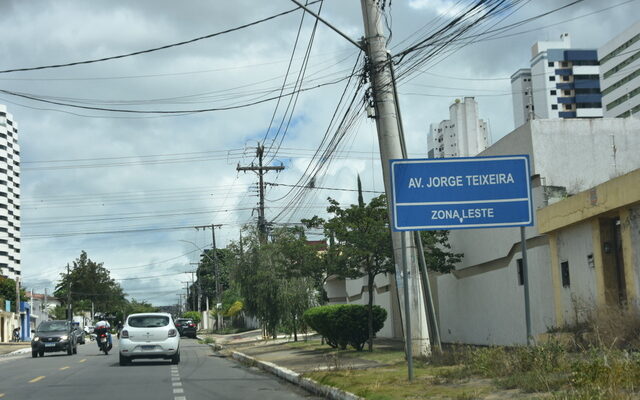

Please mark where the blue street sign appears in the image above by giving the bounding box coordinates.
[390,155,533,231]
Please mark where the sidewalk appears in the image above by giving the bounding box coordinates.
[0,342,30,356]
[202,330,403,373]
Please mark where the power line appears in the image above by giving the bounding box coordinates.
[0,74,354,114]
[0,2,321,74]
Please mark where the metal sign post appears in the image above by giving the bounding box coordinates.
[400,232,414,380]
[521,226,532,345]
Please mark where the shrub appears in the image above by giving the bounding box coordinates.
[182,311,201,325]
[303,304,387,351]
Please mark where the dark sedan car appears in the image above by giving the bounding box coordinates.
[174,318,197,338]
[31,320,78,357]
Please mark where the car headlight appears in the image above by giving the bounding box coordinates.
[60,335,68,341]
[33,336,40,342]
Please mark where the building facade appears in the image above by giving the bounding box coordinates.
[427,97,489,158]
[435,117,640,346]
[512,34,603,128]
[0,105,21,281]
[599,21,640,118]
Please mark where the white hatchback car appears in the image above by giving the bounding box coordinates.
[119,313,180,365]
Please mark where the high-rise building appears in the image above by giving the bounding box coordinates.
[511,33,603,128]
[0,105,21,281]
[428,97,489,158]
[599,21,640,118]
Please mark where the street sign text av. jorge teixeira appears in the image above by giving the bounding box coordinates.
[390,155,533,231]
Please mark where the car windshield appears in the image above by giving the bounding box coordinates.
[38,321,69,332]
[128,316,170,328]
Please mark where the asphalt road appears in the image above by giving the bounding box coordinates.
[0,338,322,400]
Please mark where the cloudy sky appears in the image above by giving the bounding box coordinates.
[1,0,636,306]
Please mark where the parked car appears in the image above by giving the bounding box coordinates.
[174,318,197,338]
[119,312,180,366]
[31,320,78,358]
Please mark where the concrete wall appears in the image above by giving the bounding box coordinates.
[435,118,640,346]
[555,221,598,325]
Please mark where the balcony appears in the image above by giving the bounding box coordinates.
[557,97,576,104]
[559,111,577,118]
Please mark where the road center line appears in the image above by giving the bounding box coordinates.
[172,382,182,387]
[173,388,184,394]
[59,366,70,370]
[0,393,5,397]
[79,359,87,363]
[29,376,45,383]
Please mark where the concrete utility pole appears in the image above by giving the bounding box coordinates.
[359,0,431,359]
[236,145,284,242]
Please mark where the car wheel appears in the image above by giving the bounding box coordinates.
[32,350,38,358]
[171,352,180,365]
[119,353,130,366]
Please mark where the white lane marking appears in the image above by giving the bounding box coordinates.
[175,397,186,400]
[172,382,182,387]
[173,388,184,394]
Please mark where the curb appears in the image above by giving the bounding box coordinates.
[0,347,30,358]
[231,350,364,400]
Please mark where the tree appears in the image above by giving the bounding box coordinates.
[191,247,233,312]
[0,277,26,312]
[54,251,127,317]
[320,193,395,352]
[126,299,158,315]
[420,230,463,274]
[232,225,318,339]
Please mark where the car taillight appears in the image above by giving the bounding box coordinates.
[120,330,129,339]
[168,329,177,337]
[189,324,195,327]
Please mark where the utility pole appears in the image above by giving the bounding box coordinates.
[291,0,432,366]
[236,145,284,242]
[194,223,223,330]
[15,277,21,338]
[181,281,190,312]
[44,288,48,320]
[66,264,72,322]
[359,0,430,362]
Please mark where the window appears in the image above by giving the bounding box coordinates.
[564,90,571,96]
[550,90,557,95]
[561,61,569,67]
[561,261,570,287]
[524,91,528,95]
[549,76,556,81]
[517,259,524,286]
[562,76,570,81]
[548,61,554,67]
[552,104,558,110]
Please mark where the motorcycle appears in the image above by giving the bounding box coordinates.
[97,331,112,355]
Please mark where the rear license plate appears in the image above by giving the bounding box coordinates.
[45,343,56,347]
[141,345,154,350]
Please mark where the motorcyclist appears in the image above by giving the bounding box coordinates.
[12,326,20,342]
[94,320,112,351]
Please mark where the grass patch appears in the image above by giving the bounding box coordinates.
[198,336,215,345]
[307,364,494,400]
